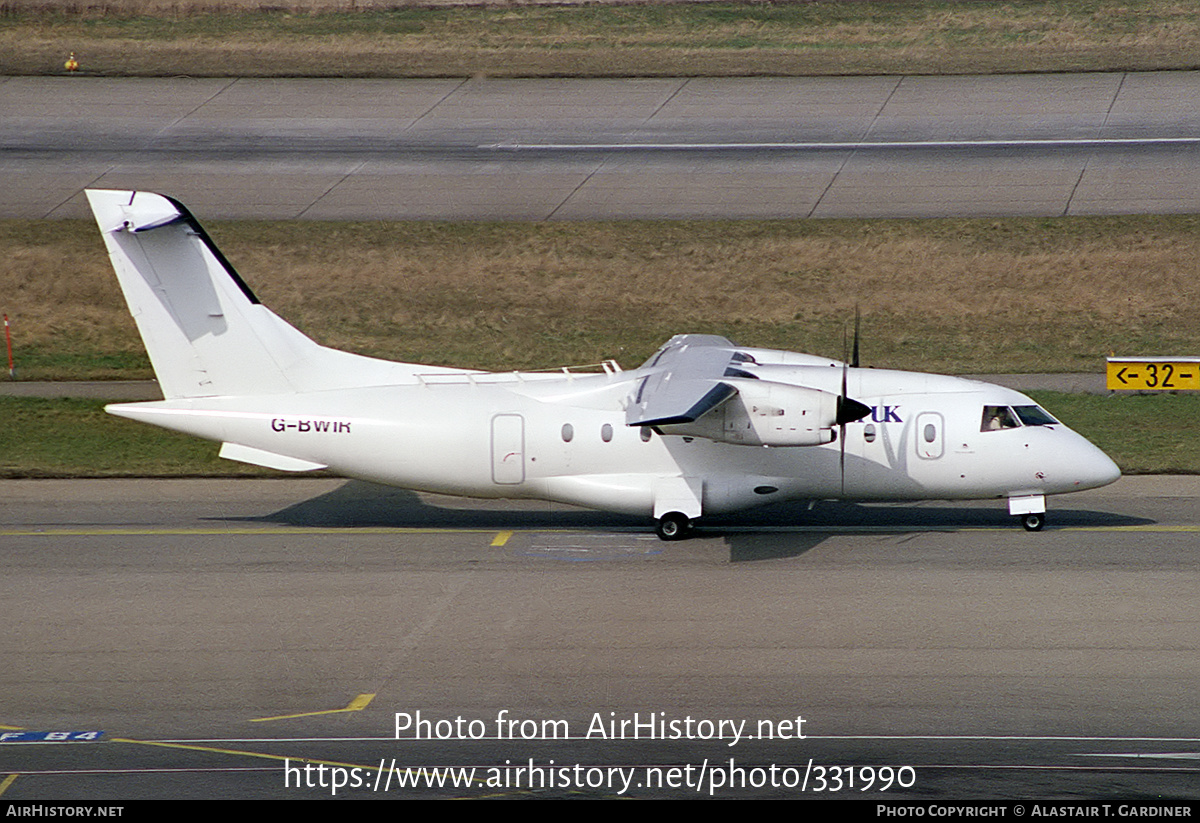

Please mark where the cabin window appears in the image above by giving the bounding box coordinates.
[601,423,613,442]
[981,406,1021,432]
[923,423,937,443]
[863,423,876,443]
[561,423,574,442]
[640,426,652,442]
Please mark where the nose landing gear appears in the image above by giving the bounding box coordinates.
[1009,493,1046,532]
[1020,512,1045,531]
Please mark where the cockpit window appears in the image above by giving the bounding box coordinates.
[981,404,1060,431]
[1013,405,1058,427]
[981,406,1020,431]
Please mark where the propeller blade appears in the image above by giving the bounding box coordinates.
[840,432,846,494]
[840,307,867,493]
[852,306,861,369]
[839,310,869,493]
[839,360,848,493]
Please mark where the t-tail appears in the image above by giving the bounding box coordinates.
[87,190,468,399]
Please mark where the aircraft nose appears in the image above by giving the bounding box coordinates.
[1073,437,1121,491]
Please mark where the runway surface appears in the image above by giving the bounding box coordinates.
[1,477,1197,799]
[4,72,1200,220]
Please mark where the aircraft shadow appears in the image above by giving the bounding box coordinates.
[226,480,645,531]
[711,501,1153,562]
[216,480,1152,564]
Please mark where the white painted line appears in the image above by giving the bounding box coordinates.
[134,734,1200,744]
[483,137,1200,152]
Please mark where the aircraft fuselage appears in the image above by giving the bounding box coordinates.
[110,355,1120,520]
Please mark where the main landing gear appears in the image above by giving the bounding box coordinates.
[655,511,692,541]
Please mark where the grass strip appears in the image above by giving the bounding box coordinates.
[3,1,1200,77]
[0,397,284,476]
[4,214,1198,380]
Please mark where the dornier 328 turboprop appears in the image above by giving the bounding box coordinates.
[87,190,1121,539]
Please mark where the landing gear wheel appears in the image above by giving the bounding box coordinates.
[655,512,691,541]
[1021,512,1045,532]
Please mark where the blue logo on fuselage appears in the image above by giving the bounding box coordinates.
[870,405,903,423]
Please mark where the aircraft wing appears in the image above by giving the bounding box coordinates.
[626,335,745,426]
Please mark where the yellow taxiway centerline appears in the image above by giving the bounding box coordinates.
[110,737,376,772]
[251,693,376,723]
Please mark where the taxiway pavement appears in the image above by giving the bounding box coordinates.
[1,477,1197,799]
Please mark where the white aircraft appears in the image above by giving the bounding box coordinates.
[87,189,1120,539]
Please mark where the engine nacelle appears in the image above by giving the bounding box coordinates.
[659,379,839,447]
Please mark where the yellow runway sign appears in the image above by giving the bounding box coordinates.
[1107,358,1200,391]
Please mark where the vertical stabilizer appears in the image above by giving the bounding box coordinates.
[88,189,329,399]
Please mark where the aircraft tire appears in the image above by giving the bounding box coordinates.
[1020,513,1045,531]
[655,512,691,541]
